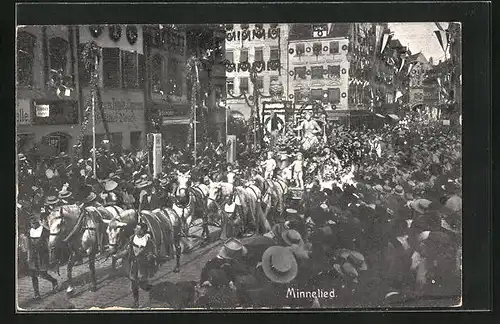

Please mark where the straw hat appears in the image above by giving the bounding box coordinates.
[136,180,152,189]
[409,199,432,214]
[217,238,248,260]
[104,180,118,192]
[261,246,298,284]
[83,191,97,204]
[394,185,404,195]
[45,196,60,205]
[58,189,72,200]
[281,229,304,247]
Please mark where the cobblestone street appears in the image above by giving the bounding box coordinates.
[17,226,224,311]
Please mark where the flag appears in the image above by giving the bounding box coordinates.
[407,63,415,76]
[434,29,449,54]
[398,58,406,72]
[380,33,393,53]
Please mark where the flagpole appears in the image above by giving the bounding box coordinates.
[92,55,98,179]
[194,63,199,166]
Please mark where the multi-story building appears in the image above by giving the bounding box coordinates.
[224,23,289,119]
[407,52,433,110]
[16,25,81,156]
[287,23,350,111]
[78,25,147,155]
[142,25,189,148]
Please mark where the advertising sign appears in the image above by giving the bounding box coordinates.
[16,99,31,125]
[36,104,50,118]
[152,133,162,178]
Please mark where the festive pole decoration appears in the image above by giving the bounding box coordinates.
[398,57,406,72]
[407,62,415,76]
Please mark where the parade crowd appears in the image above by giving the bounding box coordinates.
[17,114,462,308]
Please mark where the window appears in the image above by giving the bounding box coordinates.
[255,23,264,29]
[327,65,340,78]
[226,50,234,63]
[294,89,304,102]
[254,48,263,62]
[256,76,264,91]
[227,78,234,93]
[294,67,307,80]
[311,89,323,100]
[240,49,249,62]
[270,47,280,60]
[295,43,305,56]
[328,88,341,103]
[130,131,142,150]
[151,54,164,93]
[330,41,340,54]
[17,31,36,87]
[168,59,183,96]
[49,37,69,73]
[122,51,138,88]
[109,132,123,153]
[311,66,324,79]
[240,77,248,93]
[313,42,322,56]
[102,48,121,88]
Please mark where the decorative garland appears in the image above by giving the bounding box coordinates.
[252,61,265,73]
[109,25,122,42]
[126,25,138,45]
[268,27,279,39]
[89,25,103,38]
[238,62,251,72]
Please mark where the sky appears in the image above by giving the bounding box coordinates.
[388,22,450,64]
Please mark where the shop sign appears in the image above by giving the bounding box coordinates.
[16,99,32,125]
[36,104,50,118]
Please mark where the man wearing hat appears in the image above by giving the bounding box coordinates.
[200,238,251,288]
[137,179,162,211]
[58,186,74,205]
[101,180,120,207]
[26,212,59,299]
[115,222,157,308]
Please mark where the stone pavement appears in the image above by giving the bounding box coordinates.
[17,221,223,311]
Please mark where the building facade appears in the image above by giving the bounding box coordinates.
[224,23,289,119]
[78,25,147,155]
[287,23,350,111]
[17,25,81,156]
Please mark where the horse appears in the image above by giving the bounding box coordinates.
[170,170,211,243]
[47,204,107,294]
[101,207,184,272]
[206,180,271,236]
[252,173,288,226]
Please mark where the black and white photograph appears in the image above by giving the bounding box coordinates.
[16,21,463,311]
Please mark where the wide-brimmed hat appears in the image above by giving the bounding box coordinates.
[136,180,152,189]
[261,246,298,284]
[281,229,304,247]
[104,180,118,192]
[45,196,60,205]
[394,185,404,194]
[57,152,68,159]
[18,153,27,161]
[83,191,97,204]
[383,185,392,192]
[115,168,124,175]
[218,238,248,259]
[58,189,72,199]
[409,199,432,214]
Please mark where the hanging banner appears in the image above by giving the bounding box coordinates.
[79,25,143,54]
[227,135,237,163]
[152,133,162,178]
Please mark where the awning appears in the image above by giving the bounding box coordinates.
[388,114,400,120]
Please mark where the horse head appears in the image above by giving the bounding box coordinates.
[175,170,192,198]
[207,182,223,210]
[102,218,128,255]
[47,206,78,265]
